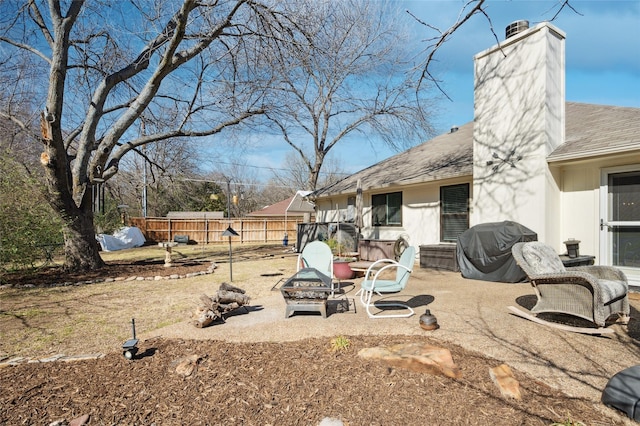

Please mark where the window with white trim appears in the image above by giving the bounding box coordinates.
[371,191,402,226]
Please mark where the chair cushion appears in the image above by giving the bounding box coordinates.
[362,279,403,293]
[521,242,566,275]
[598,279,628,303]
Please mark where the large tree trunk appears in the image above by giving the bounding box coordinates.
[40,108,105,273]
[62,206,105,272]
[36,4,104,273]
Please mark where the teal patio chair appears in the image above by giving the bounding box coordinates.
[358,246,416,318]
[297,240,336,295]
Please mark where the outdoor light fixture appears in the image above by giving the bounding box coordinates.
[122,318,139,360]
[222,226,239,281]
[486,149,522,172]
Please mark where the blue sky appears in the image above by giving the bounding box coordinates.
[409,0,640,131]
[224,0,640,182]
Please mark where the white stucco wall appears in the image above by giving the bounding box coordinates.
[558,155,640,265]
[314,178,472,249]
[472,23,565,246]
[557,165,599,257]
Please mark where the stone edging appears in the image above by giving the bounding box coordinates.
[0,353,105,368]
[4,262,218,289]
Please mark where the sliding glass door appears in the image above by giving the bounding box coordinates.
[600,166,640,283]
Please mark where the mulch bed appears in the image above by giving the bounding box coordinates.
[0,335,621,425]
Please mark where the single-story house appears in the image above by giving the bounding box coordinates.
[247,190,315,222]
[310,21,640,284]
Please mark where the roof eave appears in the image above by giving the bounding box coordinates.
[548,143,640,163]
[313,170,473,198]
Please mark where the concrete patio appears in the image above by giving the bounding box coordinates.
[148,263,640,409]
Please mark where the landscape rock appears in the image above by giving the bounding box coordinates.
[69,414,90,426]
[0,357,27,368]
[60,354,104,362]
[319,417,344,426]
[358,343,461,378]
[490,364,521,400]
[173,354,201,377]
[30,354,65,363]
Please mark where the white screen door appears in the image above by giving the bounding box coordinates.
[600,166,640,284]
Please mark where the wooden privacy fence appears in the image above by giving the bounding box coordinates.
[129,217,304,245]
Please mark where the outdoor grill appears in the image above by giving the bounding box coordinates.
[280,268,333,318]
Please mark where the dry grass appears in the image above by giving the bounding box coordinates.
[0,243,296,359]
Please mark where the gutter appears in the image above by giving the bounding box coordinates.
[548,143,640,164]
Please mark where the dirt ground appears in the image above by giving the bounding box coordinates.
[0,245,632,425]
[1,335,621,426]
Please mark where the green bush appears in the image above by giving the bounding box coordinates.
[0,154,65,271]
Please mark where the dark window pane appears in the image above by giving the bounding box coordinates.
[370,192,402,226]
[609,172,640,222]
[388,192,402,225]
[371,194,386,225]
[441,184,469,242]
[611,226,640,267]
[442,214,468,242]
[443,185,468,213]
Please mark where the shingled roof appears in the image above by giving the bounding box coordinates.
[548,102,640,162]
[313,102,640,197]
[313,121,474,197]
[247,191,315,217]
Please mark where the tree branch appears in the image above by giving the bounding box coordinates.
[0,36,51,64]
[28,0,54,47]
[100,109,263,180]
[411,0,487,93]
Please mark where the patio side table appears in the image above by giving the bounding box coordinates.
[560,255,595,267]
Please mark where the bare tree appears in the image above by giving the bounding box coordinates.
[0,0,579,273]
[261,0,435,191]
[0,0,282,271]
[269,152,346,194]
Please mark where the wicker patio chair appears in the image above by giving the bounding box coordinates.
[511,241,629,330]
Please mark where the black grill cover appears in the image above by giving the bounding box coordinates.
[456,221,537,282]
